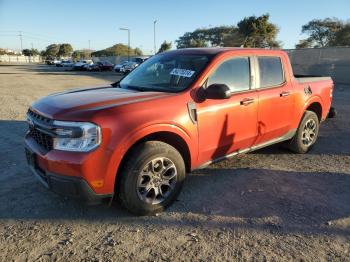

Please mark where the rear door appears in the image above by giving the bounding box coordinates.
[254,56,294,144]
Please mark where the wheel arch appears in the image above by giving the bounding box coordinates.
[120,131,192,172]
[110,126,195,194]
[305,101,322,122]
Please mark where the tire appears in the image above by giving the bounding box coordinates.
[288,111,320,154]
[118,141,186,215]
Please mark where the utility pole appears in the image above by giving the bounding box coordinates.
[120,28,130,61]
[153,20,157,54]
[88,40,91,57]
[31,43,34,49]
[18,31,23,53]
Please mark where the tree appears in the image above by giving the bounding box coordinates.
[237,14,280,48]
[295,39,313,49]
[91,43,143,57]
[22,48,40,56]
[222,31,246,47]
[22,49,32,56]
[72,49,92,60]
[57,43,73,57]
[300,18,343,47]
[176,31,208,48]
[31,48,40,56]
[157,41,172,53]
[134,47,143,56]
[333,25,350,46]
[44,44,60,58]
[202,26,238,46]
[175,16,280,49]
[176,26,237,48]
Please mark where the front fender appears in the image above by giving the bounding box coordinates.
[103,122,197,192]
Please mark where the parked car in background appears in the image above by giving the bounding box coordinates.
[45,59,60,65]
[120,61,139,73]
[114,61,128,72]
[53,59,61,65]
[87,61,114,71]
[56,60,74,67]
[73,60,93,70]
[82,62,93,71]
[133,57,149,64]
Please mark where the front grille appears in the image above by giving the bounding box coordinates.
[28,127,53,150]
[27,109,54,151]
[27,109,52,124]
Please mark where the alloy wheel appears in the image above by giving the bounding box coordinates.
[136,157,177,205]
[302,119,317,146]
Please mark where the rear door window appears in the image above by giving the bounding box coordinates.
[258,57,284,88]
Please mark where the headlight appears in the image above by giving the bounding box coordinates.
[52,121,101,152]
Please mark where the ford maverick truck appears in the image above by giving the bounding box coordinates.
[25,48,335,215]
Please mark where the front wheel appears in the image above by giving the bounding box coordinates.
[118,141,186,215]
[288,111,320,154]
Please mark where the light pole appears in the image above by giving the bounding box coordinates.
[153,20,157,54]
[120,27,130,61]
[88,40,91,57]
[18,31,23,52]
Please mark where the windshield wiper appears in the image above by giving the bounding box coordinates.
[111,81,120,88]
[112,82,145,92]
[126,86,149,92]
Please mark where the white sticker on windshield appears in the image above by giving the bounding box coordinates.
[170,68,195,78]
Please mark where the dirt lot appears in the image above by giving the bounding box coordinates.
[0,64,349,261]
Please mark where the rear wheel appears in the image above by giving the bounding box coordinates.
[118,141,186,215]
[288,111,320,153]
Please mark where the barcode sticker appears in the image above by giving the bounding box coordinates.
[170,68,195,78]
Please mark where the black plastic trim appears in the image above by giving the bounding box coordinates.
[25,147,113,204]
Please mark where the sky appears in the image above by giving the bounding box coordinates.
[0,0,350,54]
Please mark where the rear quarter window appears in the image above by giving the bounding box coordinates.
[258,56,284,88]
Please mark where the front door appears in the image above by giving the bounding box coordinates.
[196,56,258,164]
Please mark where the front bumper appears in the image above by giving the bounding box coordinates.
[24,146,113,204]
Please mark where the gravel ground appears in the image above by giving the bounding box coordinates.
[0,64,349,261]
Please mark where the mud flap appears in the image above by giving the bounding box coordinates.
[328,107,337,119]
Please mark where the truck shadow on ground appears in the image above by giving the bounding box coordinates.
[1,120,349,238]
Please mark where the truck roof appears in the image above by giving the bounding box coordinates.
[166,47,285,56]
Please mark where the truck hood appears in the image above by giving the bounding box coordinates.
[31,85,171,118]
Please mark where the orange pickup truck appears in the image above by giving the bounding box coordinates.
[25,48,335,215]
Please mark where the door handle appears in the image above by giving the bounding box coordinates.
[280,91,290,97]
[240,98,254,106]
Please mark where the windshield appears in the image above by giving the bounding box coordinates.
[119,53,213,92]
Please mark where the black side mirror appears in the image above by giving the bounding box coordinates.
[204,84,231,99]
